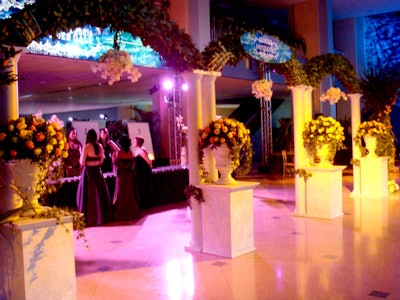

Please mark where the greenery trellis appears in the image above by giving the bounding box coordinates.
[0,0,361,93]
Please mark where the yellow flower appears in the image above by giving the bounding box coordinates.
[34,148,42,156]
[46,144,54,153]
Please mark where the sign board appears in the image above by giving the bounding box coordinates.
[72,121,100,145]
[240,32,292,63]
[127,122,155,160]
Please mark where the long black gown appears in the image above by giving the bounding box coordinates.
[76,156,111,227]
[133,155,153,209]
[113,151,141,221]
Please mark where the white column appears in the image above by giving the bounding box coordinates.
[290,86,307,216]
[303,86,313,123]
[303,86,314,166]
[182,70,204,251]
[348,93,362,197]
[0,55,20,123]
[201,72,221,182]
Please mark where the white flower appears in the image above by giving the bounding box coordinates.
[48,114,64,129]
[320,87,348,104]
[92,49,142,85]
[251,79,273,100]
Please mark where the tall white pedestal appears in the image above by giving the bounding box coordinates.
[304,166,346,219]
[360,157,389,199]
[0,217,77,300]
[199,181,259,258]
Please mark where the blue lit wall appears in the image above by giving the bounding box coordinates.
[364,11,400,73]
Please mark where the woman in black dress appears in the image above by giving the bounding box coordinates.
[112,135,141,221]
[76,129,111,227]
[98,128,120,173]
[132,136,153,210]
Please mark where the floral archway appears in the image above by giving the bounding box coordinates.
[0,0,201,80]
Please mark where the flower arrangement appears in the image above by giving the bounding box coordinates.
[0,114,68,199]
[320,87,348,104]
[302,115,346,155]
[388,179,399,193]
[176,114,188,146]
[353,120,393,157]
[199,117,252,176]
[91,49,142,85]
[251,79,273,100]
[0,114,68,163]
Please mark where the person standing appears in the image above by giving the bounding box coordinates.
[112,135,141,221]
[64,127,83,176]
[76,129,111,227]
[98,128,120,174]
[132,136,153,209]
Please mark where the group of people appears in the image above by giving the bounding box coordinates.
[65,127,152,227]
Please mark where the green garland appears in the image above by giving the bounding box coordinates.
[303,53,361,93]
[0,1,361,92]
[0,0,201,73]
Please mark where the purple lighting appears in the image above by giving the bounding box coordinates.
[162,79,174,90]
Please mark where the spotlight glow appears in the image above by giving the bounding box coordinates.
[181,83,189,91]
[163,79,173,90]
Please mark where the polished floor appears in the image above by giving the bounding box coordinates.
[74,172,400,300]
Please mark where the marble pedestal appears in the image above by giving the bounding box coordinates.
[0,217,77,300]
[360,157,389,199]
[199,181,259,258]
[304,166,346,219]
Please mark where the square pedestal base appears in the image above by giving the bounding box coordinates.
[305,166,346,219]
[360,157,389,199]
[200,181,259,258]
[0,217,77,300]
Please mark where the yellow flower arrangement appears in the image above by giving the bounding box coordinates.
[0,114,68,163]
[0,114,68,199]
[302,115,346,155]
[199,117,253,176]
[320,87,348,105]
[251,79,273,100]
[354,120,393,157]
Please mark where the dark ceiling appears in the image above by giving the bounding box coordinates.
[16,0,400,115]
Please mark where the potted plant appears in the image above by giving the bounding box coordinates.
[0,114,68,218]
[199,117,252,184]
[354,120,393,157]
[302,115,346,166]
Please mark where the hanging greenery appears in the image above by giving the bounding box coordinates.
[0,0,202,73]
[0,0,361,94]
[303,53,361,93]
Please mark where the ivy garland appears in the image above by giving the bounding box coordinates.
[0,0,201,73]
[0,1,361,93]
[303,53,361,93]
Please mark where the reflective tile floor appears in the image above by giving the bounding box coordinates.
[74,173,400,299]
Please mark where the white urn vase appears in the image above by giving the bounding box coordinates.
[8,159,43,215]
[363,134,378,158]
[315,144,333,167]
[213,144,237,185]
